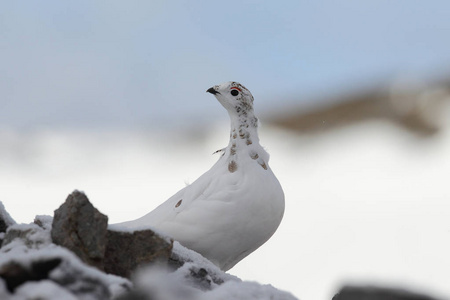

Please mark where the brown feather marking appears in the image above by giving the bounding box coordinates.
[228,160,237,173]
[257,158,268,170]
[230,143,237,155]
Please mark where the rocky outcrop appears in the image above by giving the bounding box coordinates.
[50,191,174,278]
[0,258,63,292]
[0,201,15,236]
[0,247,129,300]
[0,210,129,299]
[51,191,108,271]
[333,285,440,300]
[104,228,173,278]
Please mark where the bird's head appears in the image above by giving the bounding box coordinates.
[207,81,254,116]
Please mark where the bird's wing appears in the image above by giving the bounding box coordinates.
[118,160,234,230]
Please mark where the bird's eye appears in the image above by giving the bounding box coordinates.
[230,89,239,96]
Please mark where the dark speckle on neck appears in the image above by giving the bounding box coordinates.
[228,160,237,173]
[238,129,250,139]
[230,143,237,155]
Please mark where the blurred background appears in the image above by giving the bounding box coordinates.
[1,1,450,299]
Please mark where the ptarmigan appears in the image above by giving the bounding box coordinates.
[117,81,285,271]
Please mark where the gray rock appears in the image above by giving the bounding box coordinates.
[50,257,112,300]
[0,258,62,292]
[0,247,127,300]
[0,201,15,234]
[51,191,177,279]
[51,191,108,271]
[104,229,173,278]
[0,220,8,235]
[333,285,440,300]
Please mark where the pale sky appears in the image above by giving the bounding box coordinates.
[1,1,450,129]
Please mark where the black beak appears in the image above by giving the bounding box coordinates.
[206,87,219,95]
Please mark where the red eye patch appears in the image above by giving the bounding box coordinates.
[231,87,242,92]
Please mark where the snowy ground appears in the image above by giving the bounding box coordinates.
[1,113,450,300]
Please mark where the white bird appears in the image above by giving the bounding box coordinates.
[118,81,285,271]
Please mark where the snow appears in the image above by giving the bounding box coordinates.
[14,280,78,300]
[127,242,296,300]
[172,241,233,275]
[34,215,53,231]
[1,223,51,254]
[131,265,297,300]
[204,281,296,300]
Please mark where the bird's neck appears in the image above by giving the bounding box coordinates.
[228,110,259,148]
[223,110,270,173]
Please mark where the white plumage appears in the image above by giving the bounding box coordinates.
[117,81,285,271]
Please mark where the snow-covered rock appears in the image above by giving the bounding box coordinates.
[0,193,297,300]
[0,202,16,244]
[0,221,130,299]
